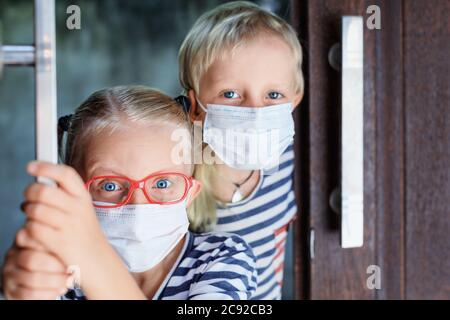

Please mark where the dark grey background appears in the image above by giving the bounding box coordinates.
[0,0,294,299]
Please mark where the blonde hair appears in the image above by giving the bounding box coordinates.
[186,160,218,232]
[59,85,192,174]
[178,1,304,95]
[179,1,304,232]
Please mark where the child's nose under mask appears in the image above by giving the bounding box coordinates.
[198,100,295,170]
[94,201,189,273]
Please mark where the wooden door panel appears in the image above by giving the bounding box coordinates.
[403,0,450,299]
[372,0,405,300]
[292,0,449,299]
[294,0,378,299]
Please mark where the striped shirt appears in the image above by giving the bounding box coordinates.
[61,231,257,300]
[213,143,297,300]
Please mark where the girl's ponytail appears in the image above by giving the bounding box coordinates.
[187,162,217,233]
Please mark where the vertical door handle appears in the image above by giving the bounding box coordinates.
[329,16,364,248]
[340,16,364,248]
[35,0,58,186]
[0,0,58,186]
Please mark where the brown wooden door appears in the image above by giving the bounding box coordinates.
[291,0,450,299]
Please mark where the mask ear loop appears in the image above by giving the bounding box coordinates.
[185,179,201,206]
[174,95,208,113]
[196,99,207,113]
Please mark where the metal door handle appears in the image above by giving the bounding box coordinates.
[329,16,364,248]
[341,16,364,248]
[0,0,58,186]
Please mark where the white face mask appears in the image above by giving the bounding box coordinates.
[94,201,189,273]
[198,101,295,170]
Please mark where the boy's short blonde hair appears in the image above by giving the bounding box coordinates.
[178,0,304,96]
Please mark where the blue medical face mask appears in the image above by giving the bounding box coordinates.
[198,101,295,170]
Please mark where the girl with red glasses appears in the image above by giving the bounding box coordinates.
[1,86,256,300]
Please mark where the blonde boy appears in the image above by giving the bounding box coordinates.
[179,1,303,299]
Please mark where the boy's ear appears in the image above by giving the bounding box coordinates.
[188,90,202,122]
[186,180,202,207]
[292,91,304,110]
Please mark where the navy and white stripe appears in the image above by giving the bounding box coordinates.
[61,231,257,300]
[213,143,297,300]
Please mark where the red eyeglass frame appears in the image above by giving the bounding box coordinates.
[85,172,198,209]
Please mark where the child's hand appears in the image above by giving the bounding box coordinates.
[21,161,110,271]
[1,244,68,300]
[18,161,145,300]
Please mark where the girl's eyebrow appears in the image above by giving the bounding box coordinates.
[88,165,125,177]
[152,164,193,175]
[88,164,193,178]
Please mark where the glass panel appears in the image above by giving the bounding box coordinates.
[0,0,294,299]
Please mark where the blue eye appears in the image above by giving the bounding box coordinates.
[223,91,239,99]
[155,179,172,189]
[268,92,283,99]
[102,182,119,192]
